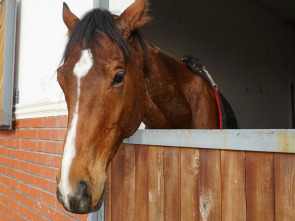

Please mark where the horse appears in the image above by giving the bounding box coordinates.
[56,0,237,214]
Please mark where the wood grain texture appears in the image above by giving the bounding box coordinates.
[105,161,112,221]
[0,0,6,120]
[180,148,199,221]
[122,144,136,220]
[111,145,124,221]
[274,153,295,221]
[148,145,164,221]
[246,152,274,221]
[198,149,221,221]
[164,147,181,221]
[135,145,149,221]
[221,150,246,221]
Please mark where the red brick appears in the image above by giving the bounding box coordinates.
[13,212,22,221]
[5,186,14,198]
[21,119,31,128]
[57,115,68,127]
[15,120,21,128]
[36,177,49,191]
[2,176,10,186]
[23,195,35,210]
[10,179,18,190]
[57,143,64,154]
[24,173,36,185]
[49,181,57,194]
[6,131,16,138]
[74,213,89,221]
[18,204,28,217]
[29,164,41,176]
[31,118,43,128]
[44,116,57,128]
[14,191,23,203]
[19,161,30,173]
[6,167,15,178]
[31,141,43,151]
[15,150,26,160]
[2,195,9,205]
[35,201,48,216]
[41,217,50,221]
[2,156,10,166]
[0,147,6,155]
[0,138,4,146]
[17,129,26,139]
[49,155,62,167]
[26,152,36,162]
[21,140,31,150]
[29,187,41,200]
[41,166,56,180]
[11,139,20,148]
[19,182,30,195]
[49,207,65,221]
[4,206,13,219]
[42,191,56,207]
[10,159,20,169]
[44,142,57,153]
[51,129,66,141]
[7,149,15,157]
[37,129,51,140]
[26,129,37,139]
[0,184,5,193]
[0,213,8,221]
[36,153,50,165]
[14,170,25,182]
[9,198,18,211]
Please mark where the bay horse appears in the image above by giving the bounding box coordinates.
[56,0,236,214]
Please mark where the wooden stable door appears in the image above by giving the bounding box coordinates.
[0,0,6,121]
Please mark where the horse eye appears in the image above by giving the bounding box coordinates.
[112,72,125,85]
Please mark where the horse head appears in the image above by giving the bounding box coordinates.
[56,0,149,214]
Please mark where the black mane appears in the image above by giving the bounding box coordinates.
[62,8,148,66]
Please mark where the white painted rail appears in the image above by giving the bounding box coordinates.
[124,129,295,153]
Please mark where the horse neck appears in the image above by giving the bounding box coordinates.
[142,44,194,129]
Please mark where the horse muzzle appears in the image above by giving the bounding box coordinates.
[56,180,104,214]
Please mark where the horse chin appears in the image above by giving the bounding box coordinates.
[90,189,105,213]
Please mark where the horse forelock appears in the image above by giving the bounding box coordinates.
[62,9,130,62]
[62,8,149,75]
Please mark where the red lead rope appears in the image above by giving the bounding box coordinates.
[213,86,222,129]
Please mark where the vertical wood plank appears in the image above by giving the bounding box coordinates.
[198,149,221,221]
[180,148,199,221]
[221,150,246,221]
[122,144,136,220]
[164,147,181,221]
[148,145,164,221]
[111,145,124,221]
[135,145,149,221]
[104,161,112,221]
[0,0,6,120]
[274,153,295,221]
[246,152,274,221]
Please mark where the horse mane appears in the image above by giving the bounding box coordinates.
[62,8,149,69]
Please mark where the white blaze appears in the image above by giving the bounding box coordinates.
[58,49,93,210]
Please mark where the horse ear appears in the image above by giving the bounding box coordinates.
[117,0,150,36]
[62,2,79,31]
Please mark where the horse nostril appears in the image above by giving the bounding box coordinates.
[78,180,89,195]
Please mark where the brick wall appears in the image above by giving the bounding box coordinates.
[0,116,89,221]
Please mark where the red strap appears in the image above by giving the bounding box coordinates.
[213,86,222,129]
